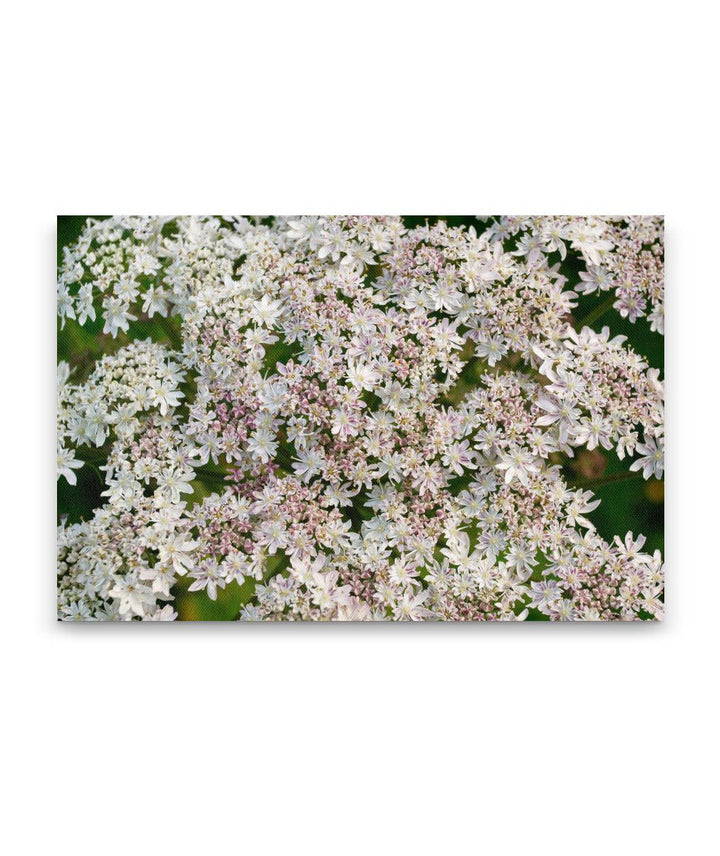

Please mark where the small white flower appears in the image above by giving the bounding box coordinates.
[629,436,664,480]
[250,295,283,327]
[346,361,380,391]
[57,446,83,485]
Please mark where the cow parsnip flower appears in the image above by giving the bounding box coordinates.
[57,215,664,621]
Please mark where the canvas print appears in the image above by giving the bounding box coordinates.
[57,216,664,621]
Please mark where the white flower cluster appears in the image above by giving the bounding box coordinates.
[57,215,664,620]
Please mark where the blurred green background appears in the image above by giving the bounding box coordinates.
[58,216,664,619]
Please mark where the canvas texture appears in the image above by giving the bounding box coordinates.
[57,216,664,621]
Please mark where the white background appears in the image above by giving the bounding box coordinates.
[2,1,717,853]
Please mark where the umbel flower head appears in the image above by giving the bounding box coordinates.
[57,215,664,621]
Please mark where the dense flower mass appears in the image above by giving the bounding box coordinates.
[57,215,664,621]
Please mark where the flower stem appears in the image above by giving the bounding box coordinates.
[193,467,230,482]
[576,293,616,329]
[157,314,183,349]
[572,469,647,490]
